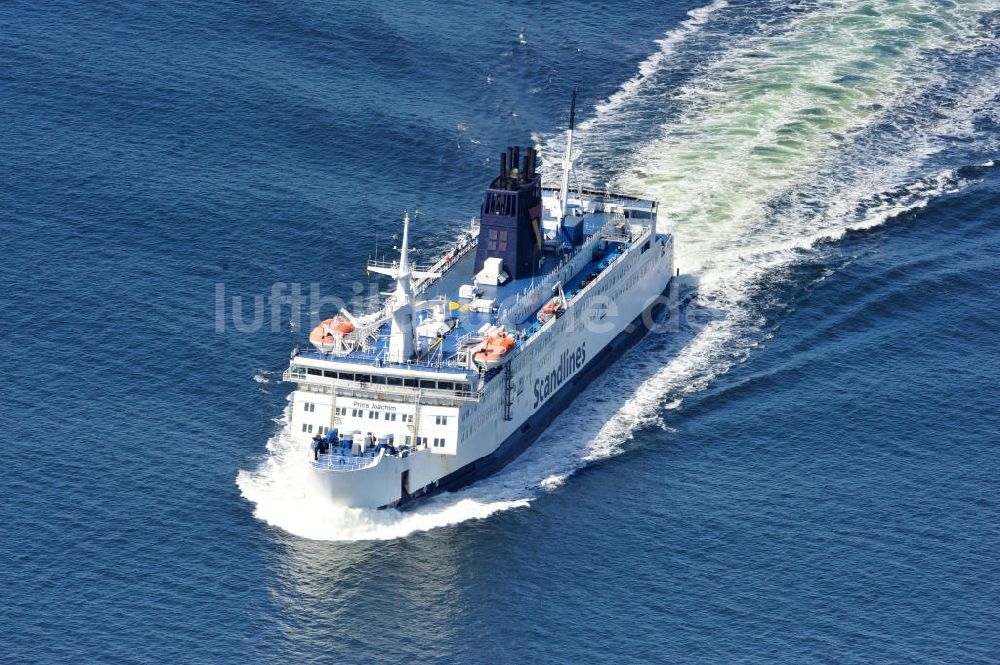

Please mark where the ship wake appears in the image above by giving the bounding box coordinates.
[238,0,999,540]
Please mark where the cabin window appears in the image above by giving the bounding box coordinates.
[335,407,346,416]
[435,415,448,426]
[303,402,315,412]
[302,424,313,433]
[352,409,363,417]
[402,414,414,423]
[433,438,445,448]
[385,413,397,422]
[369,411,379,420]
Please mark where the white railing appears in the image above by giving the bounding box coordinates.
[311,449,383,472]
[414,232,478,294]
[499,216,620,326]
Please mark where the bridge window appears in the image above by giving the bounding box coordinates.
[419,380,436,389]
[370,375,386,385]
[355,374,371,383]
[307,368,321,376]
[404,378,419,388]
[438,381,454,391]
[386,377,403,386]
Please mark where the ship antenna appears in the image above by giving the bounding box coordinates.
[559,87,579,225]
[399,211,411,273]
[366,211,441,364]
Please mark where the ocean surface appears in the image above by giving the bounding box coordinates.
[3,0,999,662]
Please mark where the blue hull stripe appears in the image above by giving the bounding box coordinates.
[388,279,672,510]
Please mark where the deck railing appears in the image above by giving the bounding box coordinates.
[284,368,482,404]
[310,448,384,472]
[499,216,622,326]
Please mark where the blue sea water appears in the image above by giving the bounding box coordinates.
[2,0,1000,662]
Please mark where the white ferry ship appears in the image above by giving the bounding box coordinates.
[284,94,675,508]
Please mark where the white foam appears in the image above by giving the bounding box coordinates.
[237,404,529,541]
[584,0,730,130]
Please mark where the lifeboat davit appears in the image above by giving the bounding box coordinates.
[309,315,355,354]
[536,296,564,323]
[472,333,516,369]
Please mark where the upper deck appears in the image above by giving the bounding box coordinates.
[294,188,659,371]
[290,186,661,381]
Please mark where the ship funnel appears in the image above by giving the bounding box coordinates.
[475,142,543,280]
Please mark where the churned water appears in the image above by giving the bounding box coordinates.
[2,0,999,662]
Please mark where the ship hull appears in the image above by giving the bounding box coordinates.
[386,277,674,509]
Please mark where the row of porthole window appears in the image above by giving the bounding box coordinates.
[301,424,333,435]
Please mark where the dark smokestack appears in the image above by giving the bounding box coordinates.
[522,152,530,182]
[569,87,578,131]
[500,152,507,179]
[512,146,520,177]
[526,148,536,179]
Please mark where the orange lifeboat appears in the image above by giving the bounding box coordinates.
[309,315,355,353]
[536,296,564,323]
[472,333,516,368]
